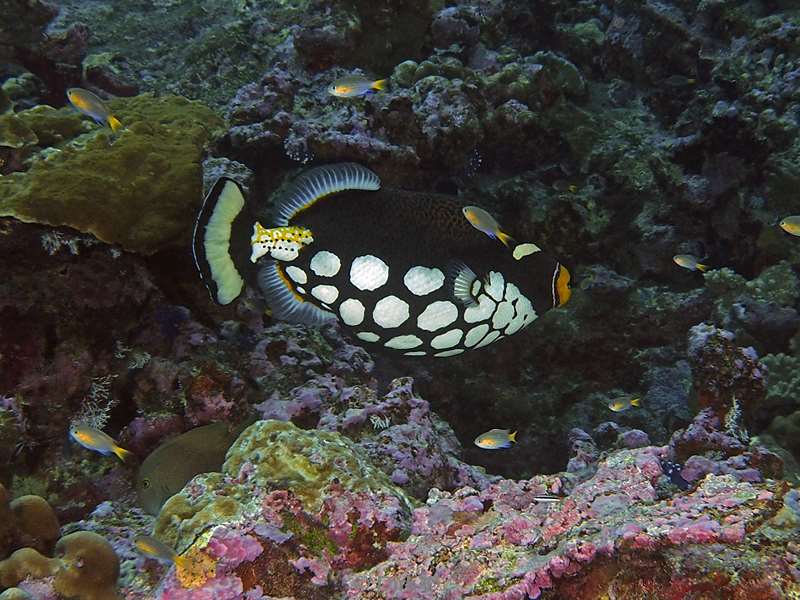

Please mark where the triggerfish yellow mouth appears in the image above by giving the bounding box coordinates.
[554,264,571,307]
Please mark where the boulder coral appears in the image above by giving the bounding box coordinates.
[0,94,224,254]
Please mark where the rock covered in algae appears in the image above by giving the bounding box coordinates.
[0,94,224,254]
[154,419,414,550]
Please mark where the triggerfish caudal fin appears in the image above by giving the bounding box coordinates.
[107,115,122,132]
[192,177,254,305]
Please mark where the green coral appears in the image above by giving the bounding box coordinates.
[155,420,414,550]
[0,94,224,254]
[761,354,800,410]
[0,114,38,149]
[704,262,800,323]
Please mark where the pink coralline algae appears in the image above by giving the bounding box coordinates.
[342,437,796,599]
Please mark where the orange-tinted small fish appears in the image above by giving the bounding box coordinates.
[69,423,133,462]
[779,216,800,237]
[67,88,122,132]
[135,535,179,564]
[608,396,641,412]
[462,206,515,248]
[673,254,708,272]
[327,76,387,98]
[474,428,517,449]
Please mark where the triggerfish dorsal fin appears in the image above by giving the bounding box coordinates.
[445,261,479,307]
[193,177,253,305]
[276,163,380,226]
[257,259,337,325]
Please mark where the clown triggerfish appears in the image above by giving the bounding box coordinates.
[193,163,571,357]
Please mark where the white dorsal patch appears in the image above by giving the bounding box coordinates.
[485,272,505,302]
[312,284,339,304]
[257,260,335,325]
[385,334,423,349]
[492,301,514,330]
[310,251,341,277]
[286,266,307,284]
[465,323,489,347]
[357,331,380,342]
[431,329,463,349]
[373,296,410,328]
[417,301,458,332]
[339,298,365,326]
[404,266,445,296]
[513,242,542,260]
[475,330,501,348]
[350,255,389,291]
[276,163,380,226]
[435,349,464,357]
[404,351,427,356]
[464,294,495,323]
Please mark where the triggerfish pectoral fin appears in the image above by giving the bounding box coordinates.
[446,261,478,307]
[193,177,254,305]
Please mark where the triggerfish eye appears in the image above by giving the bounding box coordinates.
[554,264,571,307]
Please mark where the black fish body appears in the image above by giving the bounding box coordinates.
[193,163,571,357]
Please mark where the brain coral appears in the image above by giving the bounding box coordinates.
[0,93,224,254]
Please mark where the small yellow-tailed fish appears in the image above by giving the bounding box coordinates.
[69,423,133,462]
[673,254,708,272]
[779,216,800,236]
[462,206,515,248]
[474,428,517,450]
[134,535,180,564]
[66,87,122,132]
[607,396,641,412]
[327,75,387,98]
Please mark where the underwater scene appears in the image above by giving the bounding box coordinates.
[1,0,800,598]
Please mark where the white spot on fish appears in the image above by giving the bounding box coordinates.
[485,271,504,301]
[286,266,307,284]
[515,295,538,328]
[492,301,514,329]
[404,351,427,356]
[357,331,380,342]
[465,324,489,347]
[403,266,445,296]
[373,296,409,328]
[471,279,481,296]
[270,243,301,262]
[296,286,306,295]
[312,284,339,304]
[475,330,501,348]
[504,282,520,303]
[310,251,341,277]
[339,298,365,326]
[464,294,495,323]
[431,328,463,349]
[417,301,458,332]
[385,334,423,349]
[350,255,389,291]
[435,348,464,357]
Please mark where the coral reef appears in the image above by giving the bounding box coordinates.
[2,0,800,598]
[0,94,224,254]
